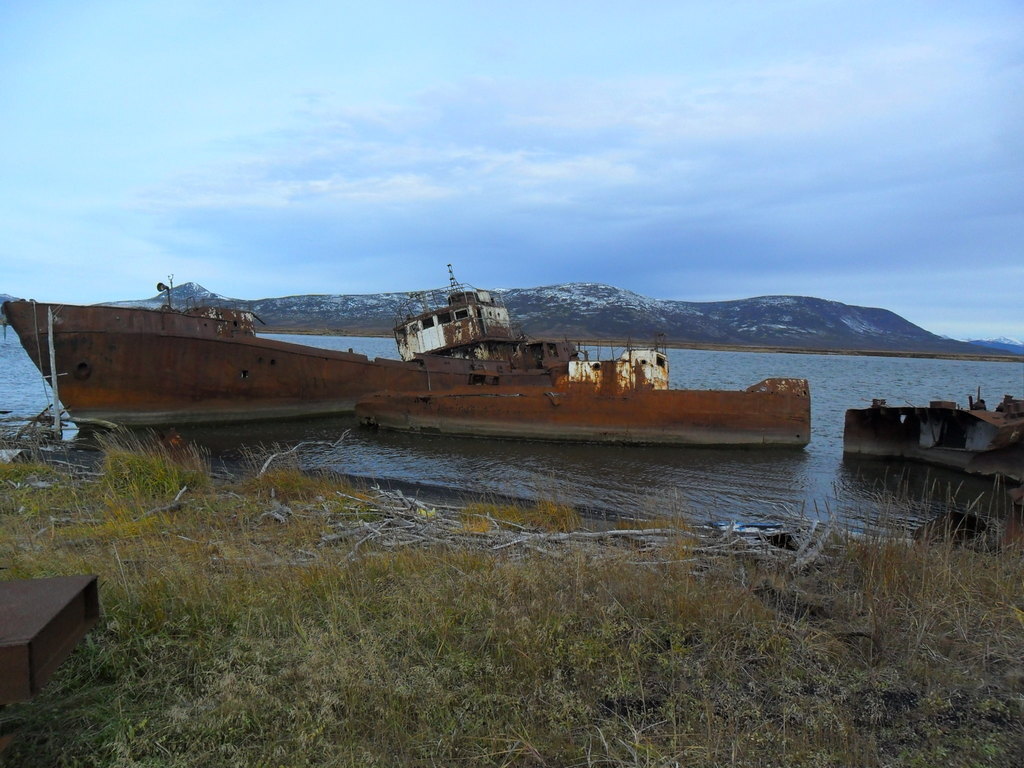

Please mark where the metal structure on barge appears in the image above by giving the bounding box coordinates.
[392,267,575,372]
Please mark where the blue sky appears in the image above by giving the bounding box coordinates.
[1,1,1022,338]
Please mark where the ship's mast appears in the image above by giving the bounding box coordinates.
[47,308,61,439]
[157,275,174,310]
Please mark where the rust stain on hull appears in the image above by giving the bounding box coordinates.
[357,378,811,447]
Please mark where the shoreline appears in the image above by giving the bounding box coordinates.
[262,327,1024,363]
[2,443,1023,766]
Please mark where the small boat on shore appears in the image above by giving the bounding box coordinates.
[843,393,1024,481]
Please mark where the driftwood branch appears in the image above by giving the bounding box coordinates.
[257,431,350,476]
[137,486,190,520]
[312,485,834,566]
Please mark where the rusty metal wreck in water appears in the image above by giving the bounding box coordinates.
[844,393,1024,481]
[2,270,810,447]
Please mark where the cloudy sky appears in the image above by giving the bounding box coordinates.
[1,1,1021,339]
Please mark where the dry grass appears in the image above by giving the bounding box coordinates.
[1,435,1023,767]
[461,499,583,533]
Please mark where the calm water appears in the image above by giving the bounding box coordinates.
[3,328,1023,528]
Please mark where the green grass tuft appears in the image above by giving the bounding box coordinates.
[96,430,210,502]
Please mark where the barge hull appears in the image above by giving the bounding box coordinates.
[844,405,1024,481]
[357,378,811,447]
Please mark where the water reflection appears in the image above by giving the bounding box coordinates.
[836,454,1016,533]
[129,413,1012,532]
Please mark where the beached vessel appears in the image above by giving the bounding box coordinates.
[357,346,811,447]
[3,272,811,446]
[0,275,573,426]
[843,394,1024,481]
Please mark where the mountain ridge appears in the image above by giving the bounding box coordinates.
[89,281,1008,356]
[2,282,1017,356]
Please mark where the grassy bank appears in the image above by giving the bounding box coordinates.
[1,437,1023,767]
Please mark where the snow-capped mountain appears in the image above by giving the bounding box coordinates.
[4,281,1018,355]
[968,337,1024,355]
[100,282,411,334]
[500,285,991,353]
[88,281,1011,355]
[103,282,232,309]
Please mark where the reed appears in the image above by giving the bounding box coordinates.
[1,442,1022,767]
[95,429,210,502]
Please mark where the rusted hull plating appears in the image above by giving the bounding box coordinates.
[843,405,1024,481]
[357,378,811,447]
[1,301,563,426]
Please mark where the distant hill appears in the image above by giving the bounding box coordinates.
[498,284,986,354]
[105,282,412,335]
[104,283,227,309]
[96,281,1010,356]
[968,337,1024,355]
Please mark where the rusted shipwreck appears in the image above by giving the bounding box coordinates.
[360,278,806,448]
[3,273,810,446]
[1,278,572,427]
[361,284,811,446]
[357,364,810,446]
[844,393,1024,481]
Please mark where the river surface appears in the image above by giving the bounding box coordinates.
[3,328,1023,529]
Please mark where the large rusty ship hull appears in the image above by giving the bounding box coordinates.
[356,378,811,447]
[1,301,562,427]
